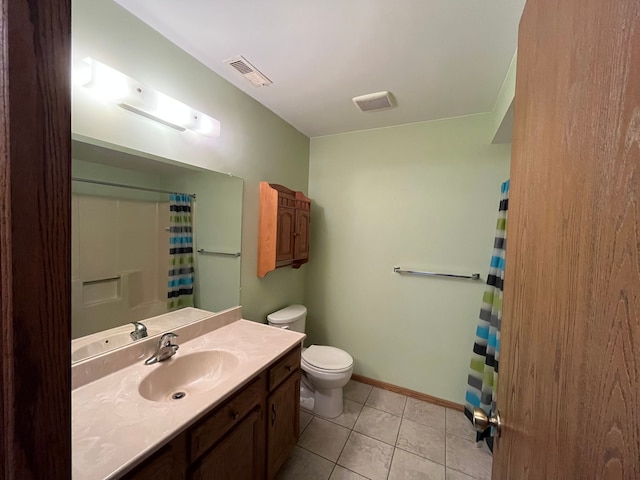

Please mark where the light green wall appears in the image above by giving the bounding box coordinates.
[72,0,310,322]
[306,114,510,403]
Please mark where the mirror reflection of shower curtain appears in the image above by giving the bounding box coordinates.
[168,193,195,310]
[464,179,509,453]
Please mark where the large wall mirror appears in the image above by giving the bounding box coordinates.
[71,135,243,363]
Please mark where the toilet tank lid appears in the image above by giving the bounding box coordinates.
[267,304,307,324]
[302,345,353,370]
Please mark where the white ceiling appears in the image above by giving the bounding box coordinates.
[114,0,525,138]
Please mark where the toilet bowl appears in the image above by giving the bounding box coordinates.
[301,345,353,418]
[267,305,353,418]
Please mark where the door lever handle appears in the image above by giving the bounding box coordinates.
[473,408,502,437]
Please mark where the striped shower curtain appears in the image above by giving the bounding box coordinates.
[464,179,509,451]
[168,194,195,310]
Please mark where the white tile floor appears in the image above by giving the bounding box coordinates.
[276,380,492,480]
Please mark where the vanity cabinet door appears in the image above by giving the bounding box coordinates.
[189,375,265,462]
[190,405,265,480]
[268,346,301,391]
[267,371,301,480]
[122,435,187,480]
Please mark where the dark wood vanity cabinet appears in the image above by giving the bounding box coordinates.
[258,182,311,278]
[267,374,300,479]
[266,346,302,479]
[121,438,187,480]
[187,375,266,480]
[190,406,265,480]
[123,345,301,480]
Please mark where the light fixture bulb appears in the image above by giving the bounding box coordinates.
[195,116,221,137]
[84,58,129,101]
[76,57,220,138]
[72,60,92,87]
[155,92,192,126]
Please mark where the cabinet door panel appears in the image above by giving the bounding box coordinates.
[190,406,265,480]
[189,375,265,462]
[293,209,310,263]
[275,207,295,264]
[267,372,300,479]
[269,346,301,391]
[123,437,186,480]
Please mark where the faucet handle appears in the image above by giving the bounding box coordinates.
[160,332,179,346]
[130,321,148,340]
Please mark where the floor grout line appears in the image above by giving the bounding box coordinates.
[327,460,337,479]
[384,450,393,480]
[332,429,353,473]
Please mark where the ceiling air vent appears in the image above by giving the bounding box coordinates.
[352,91,394,112]
[224,55,272,87]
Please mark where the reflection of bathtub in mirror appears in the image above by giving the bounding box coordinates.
[71,269,169,339]
[71,135,243,361]
[71,307,216,363]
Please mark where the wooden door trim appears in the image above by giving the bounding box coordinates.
[0,0,71,477]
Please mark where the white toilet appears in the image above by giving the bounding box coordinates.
[267,305,353,418]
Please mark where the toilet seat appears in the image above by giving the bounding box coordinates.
[300,360,353,375]
[302,345,353,373]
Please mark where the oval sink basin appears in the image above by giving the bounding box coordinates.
[138,350,240,402]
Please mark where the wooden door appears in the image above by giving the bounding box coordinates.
[495,0,640,478]
[190,406,265,480]
[122,438,187,480]
[267,372,300,479]
[276,206,295,264]
[0,0,71,477]
[293,208,310,263]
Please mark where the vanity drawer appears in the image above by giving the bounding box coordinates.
[189,375,266,462]
[268,346,301,391]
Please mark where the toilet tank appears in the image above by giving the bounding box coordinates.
[267,304,307,333]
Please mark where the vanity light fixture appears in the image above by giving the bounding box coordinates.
[75,58,221,137]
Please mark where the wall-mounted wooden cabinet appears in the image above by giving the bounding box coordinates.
[258,182,311,278]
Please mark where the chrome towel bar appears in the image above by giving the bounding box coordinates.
[393,266,480,281]
[197,249,241,258]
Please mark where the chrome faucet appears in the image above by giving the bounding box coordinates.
[144,332,179,365]
[130,321,148,341]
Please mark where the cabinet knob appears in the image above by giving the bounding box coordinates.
[232,411,240,421]
[286,365,292,372]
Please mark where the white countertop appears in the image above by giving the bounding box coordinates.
[72,319,305,479]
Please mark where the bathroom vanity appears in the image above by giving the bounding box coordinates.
[72,308,304,480]
[123,344,300,480]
